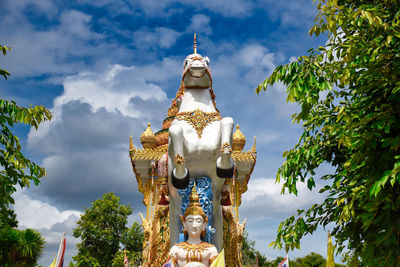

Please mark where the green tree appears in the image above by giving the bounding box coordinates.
[73,192,132,267]
[257,0,400,265]
[111,250,142,267]
[0,228,45,266]
[0,43,50,267]
[0,207,18,228]
[294,252,325,267]
[111,221,144,266]
[0,43,53,208]
[121,221,144,253]
[241,231,271,266]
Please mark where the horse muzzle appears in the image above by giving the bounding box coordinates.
[189,67,206,78]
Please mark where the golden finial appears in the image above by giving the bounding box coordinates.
[129,136,135,152]
[194,33,197,54]
[140,122,156,149]
[184,186,206,220]
[250,136,257,153]
[232,124,246,151]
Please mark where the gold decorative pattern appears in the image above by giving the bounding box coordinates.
[175,241,214,263]
[162,116,175,129]
[220,142,232,153]
[148,205,170,267]
[130,148,165,161]
[222,206,246,267]
[174,154,185,165]
[140,122,156,149]
[175,108,222,138]
[183,186,206,220]
[139,213,151,266]
[232,124,246,151]
[155,130,169,148]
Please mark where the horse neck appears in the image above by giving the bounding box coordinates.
[178,88,216,113]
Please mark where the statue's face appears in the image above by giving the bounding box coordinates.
[182,53,211,89]
[183,215,206,238]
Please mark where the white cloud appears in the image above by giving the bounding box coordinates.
[258,0,316,28]
[12,190,82,266]
[57,64,166,116]
[187,14,212,35]
[2,0,58,18]
[13,190,81,230]
[241,177,322,218]
[59,10,103,40]
[28,62,173,152]
[26,61,175,210]
[133,27,182,49]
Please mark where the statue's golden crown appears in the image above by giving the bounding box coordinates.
[184,186,207,221]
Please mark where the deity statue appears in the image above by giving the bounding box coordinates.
[129,35,256,266]
[168,186,219,267]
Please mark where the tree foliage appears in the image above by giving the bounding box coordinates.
[0,45,11,80]
[0,43,53,208]
[0,227,45,266]
[241,231,271,266]
[257,0,400,265]
[72,192,133,267]
[0,43,50,267]
[112,221,144,266]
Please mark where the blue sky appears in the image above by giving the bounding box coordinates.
[0,0,333,265]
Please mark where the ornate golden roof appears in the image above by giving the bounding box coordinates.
[140,122,156,149]
[232,124,246,151]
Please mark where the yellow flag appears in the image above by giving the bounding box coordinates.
[210,249,225,267]
[49,256,56,267]
[326,231,334,267]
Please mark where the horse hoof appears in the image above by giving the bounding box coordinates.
[171,169,190,189]
[216,166,234,178]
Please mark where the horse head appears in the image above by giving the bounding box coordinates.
[182,53,212,89]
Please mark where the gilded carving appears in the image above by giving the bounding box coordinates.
[147,205,170,267]
[175,108,222,138]
[222,206,246,266]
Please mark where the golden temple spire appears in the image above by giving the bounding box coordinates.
[232,124,246,152]
[250,136,257,153]
[194,33,197,54]
[140,122,156,149]
[129,136,135,152]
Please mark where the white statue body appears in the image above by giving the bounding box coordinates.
[168,52,234,251]
[168,188,219,267]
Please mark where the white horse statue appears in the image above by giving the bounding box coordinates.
[168,43,234,251]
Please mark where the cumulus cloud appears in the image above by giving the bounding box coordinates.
[0,3,137,78]
[27,63,175,209]
[134,0,253,17]
[133,27,182,49]
[240,177,322,219]
[187,14,212,35]
[258,0,316,28]
[14,190,81,230]
[13,190,81,266]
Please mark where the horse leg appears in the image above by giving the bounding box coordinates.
[169,124,190,189]
[168,196,183,245]
[211,175,225,251]
[216,117,234,178]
